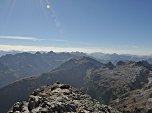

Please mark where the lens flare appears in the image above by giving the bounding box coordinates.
[46,4,50,9]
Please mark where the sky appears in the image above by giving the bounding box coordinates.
[0,0,152,55]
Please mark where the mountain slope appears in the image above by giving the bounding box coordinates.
[0,56,102,113]
[85,61,150,104]
[1,58,152,113]
[111,71,152,113]
[0,51,83,88]
[0,63,18,88]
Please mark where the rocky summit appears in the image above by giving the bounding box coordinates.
[7,83,120,113]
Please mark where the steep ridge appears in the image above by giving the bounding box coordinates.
[111,71,152,113]
[0,56,102,113]
[0,51,84,88]
[7,83,120,113]
[85,61,150,104]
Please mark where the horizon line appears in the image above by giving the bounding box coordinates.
[0,44,152,56]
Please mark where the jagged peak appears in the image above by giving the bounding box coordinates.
[55,56,103,71]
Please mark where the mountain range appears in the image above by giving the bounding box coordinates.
[1,51,152,113]
[0,54,152,112]
[89,52,152,64]
[0,51,86,88]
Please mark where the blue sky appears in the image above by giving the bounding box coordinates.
[0,0,152,55]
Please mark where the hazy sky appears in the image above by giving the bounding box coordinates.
[0,0,152,55]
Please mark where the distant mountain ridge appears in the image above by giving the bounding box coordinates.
[0,51,86,88]
[89,52,152,64]
[1,51,152,89]
[0,50,20,57]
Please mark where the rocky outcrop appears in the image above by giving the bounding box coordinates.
[7,83,120,113]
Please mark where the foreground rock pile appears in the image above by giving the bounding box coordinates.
[8,83,120,113]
